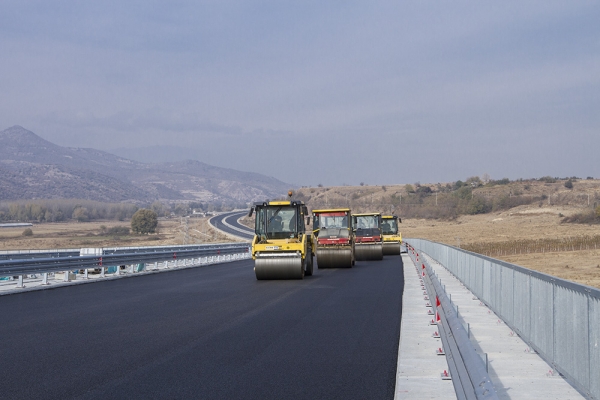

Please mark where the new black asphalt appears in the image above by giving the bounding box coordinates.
[1,255,404,399]
[210,211,254,239]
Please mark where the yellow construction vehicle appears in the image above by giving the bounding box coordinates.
[381,215,402,255]
[248,193,314,279]
[352,213,384,261]
[312,208,355,268]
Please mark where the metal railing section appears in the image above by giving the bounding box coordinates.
[407,238,600,400]
[407,245,498,400]
[0,243,251,279]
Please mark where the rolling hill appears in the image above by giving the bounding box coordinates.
[0,125,290,204]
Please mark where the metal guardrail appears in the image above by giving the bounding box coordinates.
[0,249,80,260]
[407,238,600,400]
[0,243,250,278]
[407,244,497,400]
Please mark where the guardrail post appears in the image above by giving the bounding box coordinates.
[42,272,49,285]
[63,271,70,282]
[84,268,89,280]
[17,275,25,288]
[101,267,105,277]
[154,261,158,271]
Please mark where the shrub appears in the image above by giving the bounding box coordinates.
[22,228,33,236]
[465,196,491,215]
[562,211,599,224]
[131,209,158,234]
[106,226,130,236]
[564,180,573,189]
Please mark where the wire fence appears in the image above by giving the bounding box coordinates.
[462,235,600,257]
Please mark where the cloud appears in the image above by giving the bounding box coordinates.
[1,1,599,185]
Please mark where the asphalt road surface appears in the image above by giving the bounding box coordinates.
[1,255,404,399]
[210,211,254,240]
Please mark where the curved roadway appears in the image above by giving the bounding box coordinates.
[2,256,404,399]
[209,211,254,240]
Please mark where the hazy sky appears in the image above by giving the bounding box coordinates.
[2,1,599,186]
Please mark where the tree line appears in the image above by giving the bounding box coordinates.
[0,199,246,223]
[0,200,139,223]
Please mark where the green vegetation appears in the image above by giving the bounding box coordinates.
[131,209,158,234]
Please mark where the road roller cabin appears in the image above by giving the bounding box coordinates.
[312,209,355,268]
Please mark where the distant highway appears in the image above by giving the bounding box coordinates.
[1,256,404,399]
[209,210,254,240]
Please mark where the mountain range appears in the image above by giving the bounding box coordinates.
[0,126,290,204]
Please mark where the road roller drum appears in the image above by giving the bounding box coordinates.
[317,247,353,268]
[355,243,383,261]
[383,242,401,255]
[254,255,304,279]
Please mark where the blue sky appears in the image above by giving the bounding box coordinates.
[1,1,599,186]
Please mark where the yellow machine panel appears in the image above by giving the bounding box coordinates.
[381,215,402,255]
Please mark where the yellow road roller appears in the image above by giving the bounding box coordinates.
[381,215,402,255]
[352,213,384,261]
[312,208,355,268]
[248,194,314,280]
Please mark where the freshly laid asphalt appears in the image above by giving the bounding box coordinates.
[210,211,254,239]
[1,254,404,399]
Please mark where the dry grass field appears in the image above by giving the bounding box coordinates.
[0,217,235,251]
[403,205,600,289]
